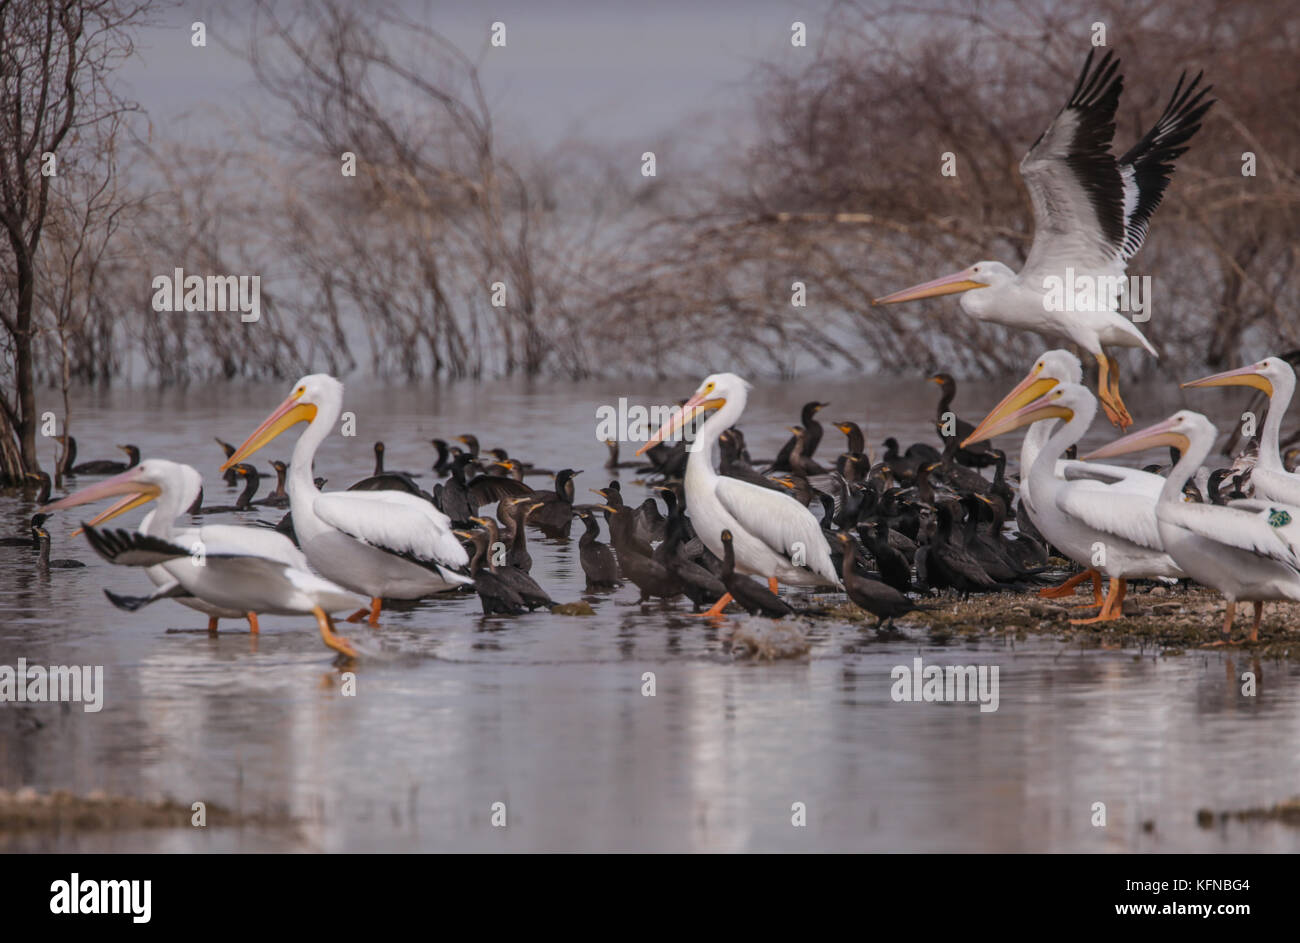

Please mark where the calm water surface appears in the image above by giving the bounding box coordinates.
[2,375,1298,852]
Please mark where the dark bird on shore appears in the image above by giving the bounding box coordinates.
[881,437,940,485]
[470,517,556,610]
[576,508,620,589]
[834,533,931,628]
[915,501,1000,595]
[654,491,726,611]
[59,438,141,477]
[498,497,537,572]
[718,530,794,618]
[719,429,786,492]
[787,426,829,477]
[866,518,914,594]
[592,486,652,557]
[770,401,828,472]
[927,374,997,468]
[599,502,680,603]
[525,468,579,539]
[455,529,527,615]
[439,452,533,526]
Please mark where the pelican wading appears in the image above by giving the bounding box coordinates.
[874,50,1214,429]
[636,372,840,617]
[964,382,1181,624]
[42,459,365,656]
[221,374,473,626]
[1086,411,1300,642]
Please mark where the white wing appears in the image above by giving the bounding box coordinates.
[176,524,309,569]
[1055,482,1164,552]
[1161,501,1300,567]
[713,475,839,584]
[312,490,468,568]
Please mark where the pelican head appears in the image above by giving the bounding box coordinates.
[873,261,1015,305]
[222,374,340,470]
[1182,356,1295,399]
[1083,411,1216,461]
[963,349,1083,445]
[41,459,201,534]
[963,383,1089,447]
[635,372,751,456]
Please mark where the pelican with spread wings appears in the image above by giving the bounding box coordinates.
[874,49,1214,429]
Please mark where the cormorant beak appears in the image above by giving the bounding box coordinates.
[873,268,988,305]
[1181,363,1273,397]
[635,390,725,456]
[41,466,161,537]
[223,390,317,470]
[963,366,1060,447]
[1083,416,1189,461]
[963,391,1073,446]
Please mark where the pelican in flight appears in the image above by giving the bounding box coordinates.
[874,50,1214,429]
[42,459,364,655]
[636,372,840,617]
[222,374,472,625]
[965,381,1182,623]
[1086,411,1300,641]
[1183,357,1300,505]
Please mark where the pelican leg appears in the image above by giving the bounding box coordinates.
[367,596,382,627]
[1095,354,1132,430]
[207,616,219,635]
[246,612,260,634]
[1069,578,1126,625]
[692,593,733,618]
[1250,601,1262,643]
[345,607,369,623]
[1222,601,1236,639]
[313,606,357,658]
[1039,568,1103,606]
[768,577,779,595]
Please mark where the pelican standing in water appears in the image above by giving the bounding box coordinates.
[1182,357,1300,505]
[222,375,472,625]
[874,50,1214,429]
[636,373,840,617]
[965,382,1182,623]
[965,349,1168,606]
[42,459,364,655]
[1086,411,1300,641]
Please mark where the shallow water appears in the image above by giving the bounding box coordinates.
[2,374,1298,852]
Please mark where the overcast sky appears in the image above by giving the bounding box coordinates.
[118,0,830,155]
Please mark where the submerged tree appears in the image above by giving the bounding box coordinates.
[0,0,152,482]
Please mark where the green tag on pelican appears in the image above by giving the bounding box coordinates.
[1268,508,1292,528]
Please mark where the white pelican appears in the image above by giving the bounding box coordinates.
[221,374,472,625]
[1086,411,1300,641]
[81,523,365,657]
[636,373,840,617]
[42,460,303,633]
[874,50,1214,429]
[965,348,1169,606]
[965,382,1182,623]
[42,459,365,655]
[1182,357,1300,505]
